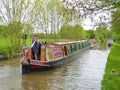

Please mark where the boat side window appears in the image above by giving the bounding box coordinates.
[82,43,84,48]
[78,44,81,49]
[70,45,73,52]
[74,44,77,51]
[86,42,88,47]
[84,43,86,47]
[85,42,87,47]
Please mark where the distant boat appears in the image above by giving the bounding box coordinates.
[21,40,89,74]
[107,39,113,47]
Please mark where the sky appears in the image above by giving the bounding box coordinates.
[82,11,112,30]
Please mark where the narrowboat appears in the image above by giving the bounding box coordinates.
[21,40,89,74]
[107,39,113,47]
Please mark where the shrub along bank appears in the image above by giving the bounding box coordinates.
[0,39,13,59]
[102,39,120,90]
[0,38,69,59]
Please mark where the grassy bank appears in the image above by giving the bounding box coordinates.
[102,40,120,90]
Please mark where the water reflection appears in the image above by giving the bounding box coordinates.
[0,49,110,90]
[0,65,22,90]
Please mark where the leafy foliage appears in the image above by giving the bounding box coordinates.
[59,24,86,40]
[0,25,6,37]
[0,38,13,59]
[86,30,95,39]
[95,25,108,49]
[6,21,23,52]
[111,8,120,39]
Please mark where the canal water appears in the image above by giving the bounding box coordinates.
[0,48,110,90]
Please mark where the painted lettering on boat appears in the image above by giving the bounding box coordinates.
[46,45,63,61]
[30,60,47,66]
[53,47,63,58]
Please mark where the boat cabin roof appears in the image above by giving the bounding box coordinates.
[54,40,86,45]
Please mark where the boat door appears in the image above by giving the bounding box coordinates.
[63,46,68,56]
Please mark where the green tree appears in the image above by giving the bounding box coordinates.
[70,24,85,40]
[59,24,85,40]
[6,21,23,53]
[47,0,64,41]
[0,25,6,37]
[59,24,72,39]
[86,30,95,39]
[111,8,120,40]
[0,0,44,57]
[23,24,33,36]
[95,25,108,49]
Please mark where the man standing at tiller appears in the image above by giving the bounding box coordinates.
[32,33,41,60]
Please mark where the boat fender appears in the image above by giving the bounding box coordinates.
[28,47,32,59]
[25,50,29,63]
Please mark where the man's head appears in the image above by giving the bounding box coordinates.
[34,33,38,40]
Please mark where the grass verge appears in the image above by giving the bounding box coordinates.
[102,39,120,90]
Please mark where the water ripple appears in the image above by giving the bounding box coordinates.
[0,49,110,90]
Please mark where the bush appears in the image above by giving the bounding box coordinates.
[0,38,14,59]
[0,45,13,59]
